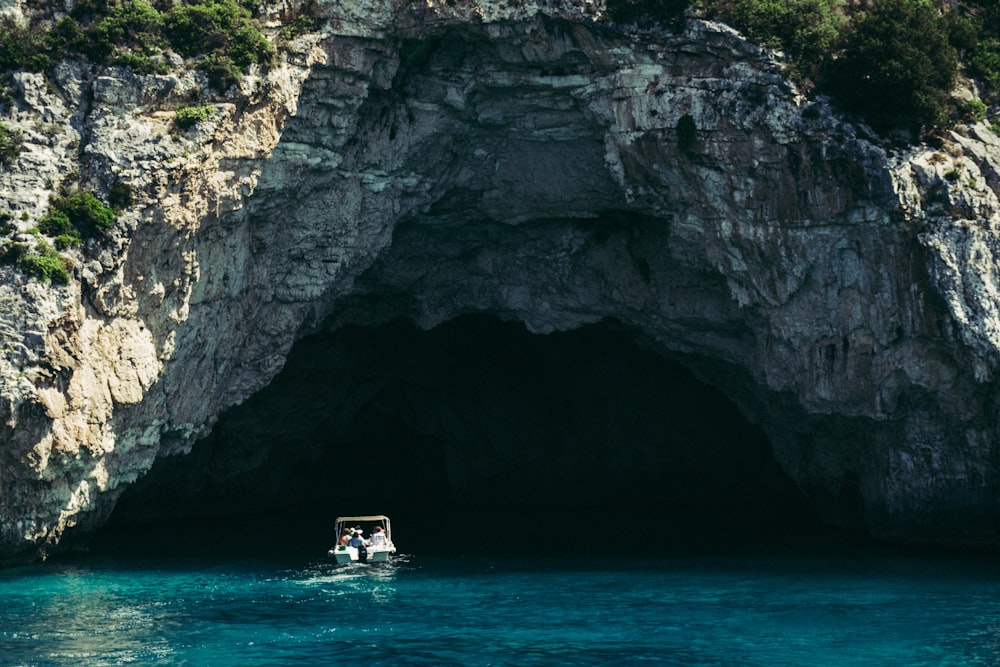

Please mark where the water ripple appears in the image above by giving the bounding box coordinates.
[2,550,1000,665]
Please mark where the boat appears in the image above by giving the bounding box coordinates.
[327,514,397,564]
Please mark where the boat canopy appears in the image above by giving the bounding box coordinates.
[335,515,391,523]
[335,515,393,543]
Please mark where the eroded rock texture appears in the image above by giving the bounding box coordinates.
[3,0,1000,562]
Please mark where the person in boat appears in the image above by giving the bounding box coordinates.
[338,530,352,546]
[369,526,387,547]
[348,530,369,549]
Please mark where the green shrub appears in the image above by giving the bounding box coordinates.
[53,234,80,250]
[1,5,162,70]
[114,50,169,74]
[693,0,998,137]
[1,241,27,265]
[961,1,1000,101]
[199,52,242,91]
[45,17,87,55]
[227,23,273,69]
[44,192,116,240]
[0,0,272,90]
[175,104,214,129]
[85,21,124,61]
[85,0,164,62]
[110,0,163,39]
[969,40,1000,97]
[71,0,112,22]
[823,0,958,135]
[706,0,842,80]
[17,240,70,284]
[959,98,987,121]
[37,209,78,240]
[0,17,49,72]
[163,0,271,88]
[0,121,23,164]
[279,14,318,40]
[165,0,271,63]
[165,0,248,58]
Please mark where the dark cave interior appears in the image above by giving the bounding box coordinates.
[99,315,824,556]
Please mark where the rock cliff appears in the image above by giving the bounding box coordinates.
[3,0,1000,563]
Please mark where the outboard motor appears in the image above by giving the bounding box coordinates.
[358,544,368,564]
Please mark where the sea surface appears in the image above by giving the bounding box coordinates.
[2,527,1000,666]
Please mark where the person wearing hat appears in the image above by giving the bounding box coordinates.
[348,528,370,562]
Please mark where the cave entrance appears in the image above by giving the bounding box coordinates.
[106,315,820,554]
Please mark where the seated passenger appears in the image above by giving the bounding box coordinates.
[370,526,387,546]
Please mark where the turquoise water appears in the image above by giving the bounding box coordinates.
[2,536,1000,666]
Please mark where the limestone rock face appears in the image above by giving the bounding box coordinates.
[4,0,1000,561]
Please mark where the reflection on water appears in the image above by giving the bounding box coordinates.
[0,554,419,666]
[2,549,1000,665]
[1,564,178,665]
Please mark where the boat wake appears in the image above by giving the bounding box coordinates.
[292,554,413,587]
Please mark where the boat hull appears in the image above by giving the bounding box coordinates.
[328,545,394,564]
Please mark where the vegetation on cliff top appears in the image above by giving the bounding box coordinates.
[0,0,991,139]
[0,0,279,284]
[608,0,1000,137]
[0,0,273,85]
[0,0,994,282]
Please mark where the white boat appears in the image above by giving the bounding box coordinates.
[327,514,397,564]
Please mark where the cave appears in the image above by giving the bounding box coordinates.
[102,314,823,555]
[87,19,842,557]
